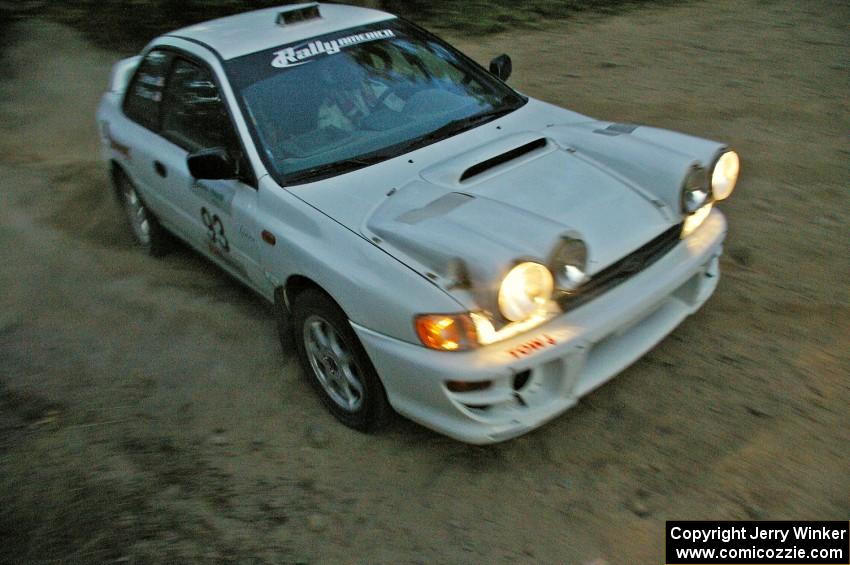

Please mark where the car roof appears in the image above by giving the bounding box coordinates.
[166,2,396,61]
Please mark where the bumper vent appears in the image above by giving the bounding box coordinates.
[558,223,682,311]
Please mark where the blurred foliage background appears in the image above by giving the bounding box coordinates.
[2,0,665,51]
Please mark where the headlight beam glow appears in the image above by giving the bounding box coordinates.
[682,202,713,237]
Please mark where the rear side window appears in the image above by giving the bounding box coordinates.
[123,50,171,131]
[160,58,238,152]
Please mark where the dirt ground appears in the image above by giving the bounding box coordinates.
[0,0,847,563]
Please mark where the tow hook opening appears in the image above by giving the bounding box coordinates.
[512,370,531,391]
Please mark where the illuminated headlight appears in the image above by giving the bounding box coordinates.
[550,237,588,292]
[681,165,710,214]
[711,150,740,201]
[498,262,554,322]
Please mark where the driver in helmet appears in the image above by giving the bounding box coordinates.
[316,58,401,131]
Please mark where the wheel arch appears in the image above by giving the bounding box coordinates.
[108,159,128,200]
[278,274,349,321]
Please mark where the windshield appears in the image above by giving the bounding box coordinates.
[226,19,526,185]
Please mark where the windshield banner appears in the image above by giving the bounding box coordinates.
[271,29,396,68]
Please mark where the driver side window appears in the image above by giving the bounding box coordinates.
[160,58,238,153]
[123,50,170,131]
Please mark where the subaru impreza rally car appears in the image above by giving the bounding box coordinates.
[97,3,740,443]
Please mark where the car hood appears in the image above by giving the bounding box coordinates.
[287,98,727,311]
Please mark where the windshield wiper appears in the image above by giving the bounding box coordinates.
[402,103,522,152]
[285,156,378,184]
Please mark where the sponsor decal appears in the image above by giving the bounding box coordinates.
[271,29,396,68]
[507,334,557,359]
[192,180,235,214]
[201,207,229,253]
[238,224,256,244]
[201,207,248,277]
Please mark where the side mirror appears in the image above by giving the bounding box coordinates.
[489,54,512,82]
[187,148,236,180]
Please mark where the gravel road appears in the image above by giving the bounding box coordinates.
[1,1,847,562]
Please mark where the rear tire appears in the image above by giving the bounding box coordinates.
[291,289,391,432]
[115,171,169,257]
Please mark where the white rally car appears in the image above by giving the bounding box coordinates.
[97,3,740,443]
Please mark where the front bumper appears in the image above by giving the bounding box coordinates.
[353,210,728,444]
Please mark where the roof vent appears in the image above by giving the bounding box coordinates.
[277,3,321,25]
[460,138,547,182]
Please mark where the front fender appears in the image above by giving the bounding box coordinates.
[256,177,463,344]
[548,122,728,214]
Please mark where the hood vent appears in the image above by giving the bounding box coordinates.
[277,4,321,26]
[459,137,547,182]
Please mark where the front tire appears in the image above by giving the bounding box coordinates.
[116,171,169,257]
[291,289,391,432]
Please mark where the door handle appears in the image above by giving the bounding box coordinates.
[153,160,167,178]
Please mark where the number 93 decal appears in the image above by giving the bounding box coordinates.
[201,207,229,253]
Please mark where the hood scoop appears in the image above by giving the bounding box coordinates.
[419,132,554,187]
[459,137,548,182]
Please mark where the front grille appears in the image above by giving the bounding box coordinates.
[557,223,682,311]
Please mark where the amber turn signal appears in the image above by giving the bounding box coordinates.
[414,314,477,351]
